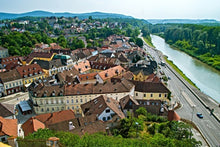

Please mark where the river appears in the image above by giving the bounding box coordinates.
[151,34,220,103]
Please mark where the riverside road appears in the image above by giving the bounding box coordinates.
[142,39,220,147]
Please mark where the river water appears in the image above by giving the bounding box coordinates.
[151,35,220,103]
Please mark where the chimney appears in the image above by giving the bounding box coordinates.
[69,121,75,130]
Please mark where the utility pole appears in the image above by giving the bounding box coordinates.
[190,105,196,140]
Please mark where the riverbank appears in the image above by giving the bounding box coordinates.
[164,56,199,89]
[143,36,155,48]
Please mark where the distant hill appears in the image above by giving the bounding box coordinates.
[147,19,220,24]
[0,10,133,20]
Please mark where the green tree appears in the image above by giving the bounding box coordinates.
[135,38,143,47]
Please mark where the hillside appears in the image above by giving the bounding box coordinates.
[0,10,133,20]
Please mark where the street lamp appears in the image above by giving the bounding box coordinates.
[190,105,196,139]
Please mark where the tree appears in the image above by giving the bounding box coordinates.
[57,35,67,48]
[135,38,143,47]
[136,107,147,116]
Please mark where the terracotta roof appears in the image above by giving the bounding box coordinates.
[21,117,45,136]
[0,69,21,83]
[34,109,76,126]
[168,110,181,121]
[65,79,134,96]
[81,95,125,119]
[0,116,17,137]
[0,103,14,118]
[145,74,161,83]
[16,64,44,78]
[113,71,134,80]
[74,60,91,73]
[0,56,20,65]
[79,72,97,82]
[22,110,76,136]
[130,80,170,93]
[97,65,125,81]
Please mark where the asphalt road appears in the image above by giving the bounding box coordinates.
[142,41,220,146]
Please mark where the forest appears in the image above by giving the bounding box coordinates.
[150,24,220,70]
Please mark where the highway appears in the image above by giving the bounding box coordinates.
[142,40,220,146]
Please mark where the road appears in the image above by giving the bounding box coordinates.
[142,40,220,146]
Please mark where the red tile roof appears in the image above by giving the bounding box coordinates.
[97,65,125,81]
[16,64,44,78]
[74,60,91,73]
[21,117,45,136]
[22,110,75,136]
[0,116,17,137]
[79,72,97,82]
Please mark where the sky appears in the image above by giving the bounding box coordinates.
[1,0,220,20]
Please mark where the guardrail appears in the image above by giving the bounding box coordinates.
[165,63,220,123]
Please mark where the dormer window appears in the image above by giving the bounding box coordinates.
[85,65,88,69]
[23,75,27,78]
[29,73,32,77]
[44,91,47,97]
[34,72,37,75]
[23,70,26,72]
[115,69,119,74]
[52,90,56,96]
[39,71,42,74]
[33,67,36,70]
[29,68,31,71]
[105,73,108,77]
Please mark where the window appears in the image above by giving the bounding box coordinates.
[159,94,161,97]
[52,108,54,111]
[41,108,44,112]
[9,83,11,88]
[106,109,110,113]
[47,108,49,111]
[136,93,138,96]
[107,116,111,120]
[151,94,153,97]
[80,99,83,103]
[144,94,146,97]
[57,107,59,110]
[67,100,69,103]
[72,106,74,110]
[152,102,154,105]
[72,99,74,103]
[165,94,167,97]
[102,117,106,121]
[1,137,6,142]
[76,99,78,103]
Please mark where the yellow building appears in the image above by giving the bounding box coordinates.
[29,79,135,115]
[16,64,46,88]
[21,52,56,65]
[130,80,170,103]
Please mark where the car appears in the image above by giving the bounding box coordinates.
[197,113,203,118]
[168,76,171,80]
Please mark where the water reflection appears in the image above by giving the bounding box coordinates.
[151,35,220,103]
